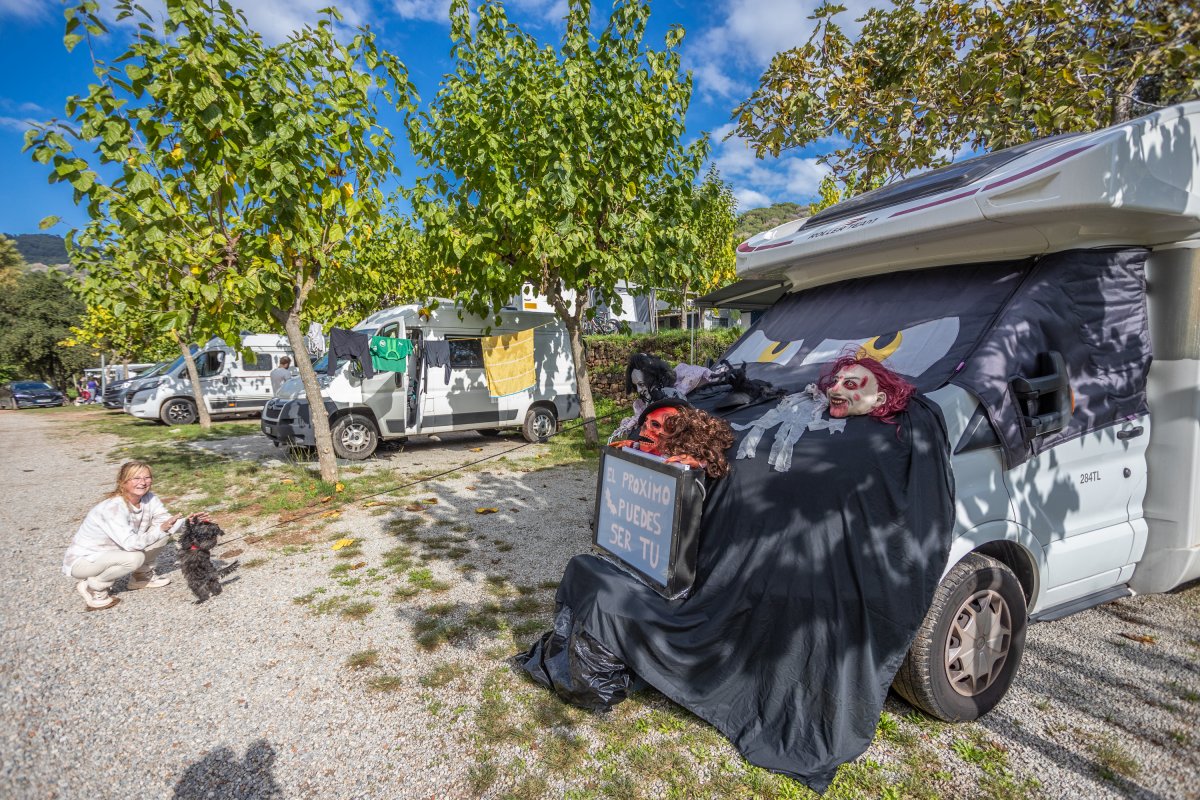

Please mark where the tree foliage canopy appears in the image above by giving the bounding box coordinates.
[27,0,418,476]
[0,270,91,387]
[408,0,708,323]
[734,0,1200,184]
[408,0,709,443]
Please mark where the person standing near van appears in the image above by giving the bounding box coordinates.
[270,356,292,395]
[64,460,210,610]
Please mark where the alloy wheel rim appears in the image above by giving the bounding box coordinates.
[341,423,371,453]
[945,588,1011,696]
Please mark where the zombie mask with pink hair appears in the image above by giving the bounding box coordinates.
[818,356,915,422]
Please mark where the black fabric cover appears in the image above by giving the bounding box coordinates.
[537,396,954,792]
[725,260,1029,395]
[951,248,1151,468]
[517,603,645,712]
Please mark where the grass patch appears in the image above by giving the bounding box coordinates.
[1088,734,1140,781]
[340,601,375,620]
[367,675,405,693]
[345,649,379,670]
[242,557,268,569]
[419,661,469,688]
[407,567,451,592]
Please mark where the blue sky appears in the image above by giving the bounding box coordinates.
[0,0,866,237]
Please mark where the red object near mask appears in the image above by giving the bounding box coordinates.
[638,406,680,455]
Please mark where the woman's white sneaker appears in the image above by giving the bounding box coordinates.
[76,580,118,610]
[127,571,170,590]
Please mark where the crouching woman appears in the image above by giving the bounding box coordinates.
[63,460,206,610]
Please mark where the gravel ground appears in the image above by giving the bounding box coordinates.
[2,408,1198,799]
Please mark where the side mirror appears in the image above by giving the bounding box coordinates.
[1009,351,1071,441]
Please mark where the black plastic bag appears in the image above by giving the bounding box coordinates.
[515,604,642,711]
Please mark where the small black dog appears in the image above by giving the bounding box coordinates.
[176,519,239,603]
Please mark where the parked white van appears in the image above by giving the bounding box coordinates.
[125,334,294,425]
[260,303,580,459]
[703,101,1200,721]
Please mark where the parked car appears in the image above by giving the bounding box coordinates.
[0,381,66,409]
[103,360,173,409]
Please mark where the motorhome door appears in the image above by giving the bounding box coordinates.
[362,320,408,437]
[194,350,231,411]
[233,350,276,410]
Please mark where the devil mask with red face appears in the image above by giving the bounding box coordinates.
[637,405,680,455]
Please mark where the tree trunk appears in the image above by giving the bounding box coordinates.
[173,331,212,428]
[566,320,599,445]
[281,311,338,483]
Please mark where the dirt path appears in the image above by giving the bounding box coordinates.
[2,408,1198,799]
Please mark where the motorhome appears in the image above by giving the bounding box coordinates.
[125,335,294,424]
[701,101,1200,721]
[260,303,580,459]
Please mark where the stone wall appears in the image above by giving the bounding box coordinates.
[582,328,742,401]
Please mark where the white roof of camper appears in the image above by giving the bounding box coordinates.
[355,301,559,332]
[737,101,1200,291]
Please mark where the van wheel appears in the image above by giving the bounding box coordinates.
[522,406,557,443]
[330,414,378,460]
[160,398,197,425]
[892,553,1027,722]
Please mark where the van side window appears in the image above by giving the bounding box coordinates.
[196,351,225,378]
[245,353,274,372]
[448,338,484,369]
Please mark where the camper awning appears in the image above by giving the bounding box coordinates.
[694,280,787,310]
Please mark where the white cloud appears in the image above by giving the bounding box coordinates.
[0,116,39,133]
[686,0,879,103]
[734,188,772,211]
[0,0,52,22]
[93,0,371,44]
[709,123,831,212]
[391,0,453,24]
[236,0,371,42]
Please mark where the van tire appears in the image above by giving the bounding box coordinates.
[330,414,378,460]
[522,406,557,443]
[892,553,1027,722]
[160,398,198,425]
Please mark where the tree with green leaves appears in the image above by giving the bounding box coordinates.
[408,0,708,444]
[0,270,92,388]
[27,0,417,481]
[734,0,1200,185]
[0,236,22,288]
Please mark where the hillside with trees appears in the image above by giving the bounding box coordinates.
[3,233,69,266]
[735,202,808,243]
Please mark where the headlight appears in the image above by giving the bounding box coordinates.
[14,393,31,399]
[139,378,164,392]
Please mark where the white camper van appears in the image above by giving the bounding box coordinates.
[260,303,580,459]
[125,335,294,425]
[704,101,1200,721]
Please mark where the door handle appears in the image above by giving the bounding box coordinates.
[1117,426,1144,440]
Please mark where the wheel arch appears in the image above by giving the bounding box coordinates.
[945,521,1043,610]
[326,404,380,432]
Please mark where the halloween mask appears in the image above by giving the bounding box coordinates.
[826,364,887,418]
[630,369,652,403]
[638,406,680,454]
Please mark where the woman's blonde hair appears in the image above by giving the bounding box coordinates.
[108,460,153,504]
